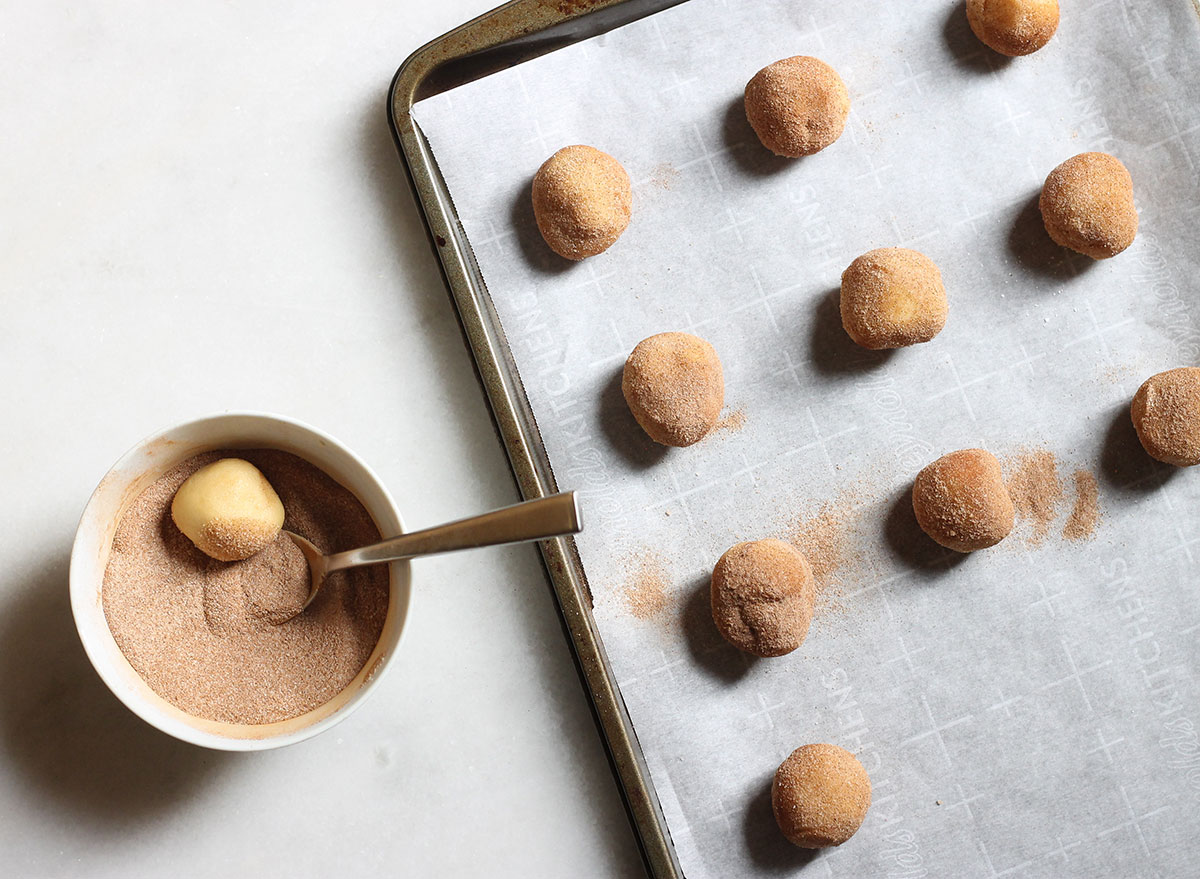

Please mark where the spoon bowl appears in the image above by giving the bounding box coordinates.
[278,490,582,623]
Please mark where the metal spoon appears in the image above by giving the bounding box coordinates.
[277,491,581,623]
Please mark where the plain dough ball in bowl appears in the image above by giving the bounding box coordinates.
[967,0,1059,56]
[744,56,850,157]
[710,539,815,657]
[1131,367,1200,467]
[840,248,948,350]
[170,458,285,561]
[531,145,632,260]
[912,449,1014,552]
[622,332,724,447]
[1040,152,1138,259]
[773,743,872,848]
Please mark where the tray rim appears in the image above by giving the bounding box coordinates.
[387,2,686,877]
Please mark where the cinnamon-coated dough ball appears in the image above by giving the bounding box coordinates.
[531,145,632,260]
[1131,368,1200,467]
[171,458,285,561]
[710,539,814,657]
[840,248,948,350]
[622,332,724,447]
[744,56,850,157]
[1040,152,1138,259]
[773,744,872,848]
[967,0,1059,56]
[912,449,1015,552]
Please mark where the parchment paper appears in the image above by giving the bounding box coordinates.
[413,1,1200,874]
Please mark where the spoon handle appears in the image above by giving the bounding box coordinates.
[323,491,582,573]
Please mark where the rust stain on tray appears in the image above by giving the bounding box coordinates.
[552,0,606,13]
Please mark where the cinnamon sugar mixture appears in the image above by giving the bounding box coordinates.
[789,504,847,598]
[786,491,864,616]
[1006,449,1064,546]
[624,552,670,620]
[1063,470,1100,541]
[102,449,389,724]
[1005,449,1103,546]
[714,408,747,435]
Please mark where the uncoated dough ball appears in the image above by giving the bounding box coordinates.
[1040,152,1138,259]
[967,0,1060,56]
[1131,368,1200,467]
[840,248,948,350]
[531,145,632,260]
[622,332,724,447]
[710,539,815,657]
[171,458,286,561]
[744,56,850,157]
[912,449,1015,552]
[773,744,872,848]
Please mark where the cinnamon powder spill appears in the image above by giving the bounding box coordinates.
[1102,363,1139,384]
[624,552,670,620]
[648,163,679,190]
[714,408,747,435]
[1005,449,1064,546]
[785,491,864,616]
[102,450,389,725]
[1063,470,1100,541]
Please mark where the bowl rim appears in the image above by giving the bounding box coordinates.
[69,411,411,751]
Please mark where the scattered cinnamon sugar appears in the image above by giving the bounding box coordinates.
[714,408,747,435]
[624,552,670,620]
[789,505,845,595]
[1005,448,1064,546]
[785,491,865,616]
[1063,470,1100,541]
[1102,363,1139,384]
[648,163,679,190]
[1004,450,1104,546]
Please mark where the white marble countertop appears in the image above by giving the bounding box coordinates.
[0,2,643,875]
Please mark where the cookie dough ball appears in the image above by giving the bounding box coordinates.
[622,332,724,447]
[1131,368,1200,467]
[171,458,285,561]
[840,248,948,350]
[912,449,1014,552]
[744,56,850,157]
[531,145,632,260]
[1040,152,1138,259]
[711,539,815,657]
[773,744,872,848]
[967,0,1059,56]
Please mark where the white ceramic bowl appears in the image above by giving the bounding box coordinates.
[70,412,411,750]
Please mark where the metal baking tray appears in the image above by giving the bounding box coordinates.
[388,2,686,876]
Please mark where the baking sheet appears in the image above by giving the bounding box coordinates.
[413,1,1200,875]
